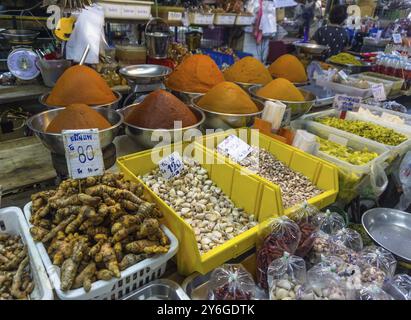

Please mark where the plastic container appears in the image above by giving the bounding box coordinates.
[316,77,372,98]
[357,104,411,127]
[0,206,53,300]
[355,72,404,95]
[117,142,283,276]
[196,128,339,215]
[348,74,393,96]
[301,109,411,156]
[36,59,71,87]
[23,202,178,300]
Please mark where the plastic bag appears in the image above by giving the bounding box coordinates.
[395,151,411,211]
[382,274,411,300]
[297,271,349,300]
[307,231,331,266]
[290,202,320,258]
[330,228,363,252]
[370,162,388,198]
[357,284,393,300]
[267,252,306,300]
[358,246,397,278]
[256,216,301,290]
[209,264,256,300]
[313,209,346,235]
[292,130,319,154]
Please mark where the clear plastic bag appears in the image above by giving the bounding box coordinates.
[395,151,411,211]
[313,209,346,235]
[297,272,349,300]
[290,202,320,258]
[267,252,306,300]
[382,274,411,300]
[358,246,397,278]
[209,264,256,300]
[357,284,393,300]
[256,216,301,290]
[330,227,363,252]
[307,231,331,266]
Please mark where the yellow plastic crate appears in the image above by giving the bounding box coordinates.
[195,128,339,215]
[117,142,283,275]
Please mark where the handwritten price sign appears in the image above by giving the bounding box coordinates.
[333,94,362,112]
[159,152,184,179]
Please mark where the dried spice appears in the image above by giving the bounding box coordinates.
[256,78,305,102]
[268,54,307,83]
[224,56,272,85]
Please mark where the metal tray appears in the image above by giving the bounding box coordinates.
[362,208,411,263]
[123,279,190,300]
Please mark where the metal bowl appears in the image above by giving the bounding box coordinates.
[362,208,411,263]
[191,96,264,130]
[38,90,122,110]
[249,85,316,120]
[123,279,189,300]
[120,104,205,150]
[326,59,373,74]
[0,29,39,45]
[119,64,172,86]
[26,108,123,155]
[164,81,204,104]
[293,41,329,55]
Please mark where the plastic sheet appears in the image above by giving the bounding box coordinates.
[383,274,411,300]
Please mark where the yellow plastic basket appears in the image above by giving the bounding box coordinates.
[117,142,283,275]
[195,128,339,215]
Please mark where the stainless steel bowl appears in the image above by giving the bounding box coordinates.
[293,41,329,55]
[164,81,204,104]
[234,81,265,92]
[0,29,39,45]
[26,108,123,155]
[249,85,316,120]
[362,208,411,263]
[38,90,122,110]
[326,59,373,74]
[120,104,205,150]
[123,279,189,300]
[191,96,264,130]
[119,64,172,86]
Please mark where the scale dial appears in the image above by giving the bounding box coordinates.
[7,48,40,80]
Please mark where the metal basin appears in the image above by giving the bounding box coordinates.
[293,41,329,55]
[38,90,122,110]
[164,81,204,104]
[191,96,264,130]
[362,208,411,263]
[123,279,189,300]
[119,64,172,86]
[26,108,123,155]
[0,29,39,45]
[120,104,205,150]
[249,85,316,120]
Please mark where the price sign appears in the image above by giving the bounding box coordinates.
[217,135,252,162]
[273,0,297,8]
[371,83,386,101]
[159,152,184,179]
[393,33,402,44]
[328,134,348,146]
[375,30,382,40]
[168,11,182,21]
[338,70,349,81]
[62,129,104,179]
[333,94,362,112]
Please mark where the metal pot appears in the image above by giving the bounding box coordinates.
[145,18,172,59]
[0,29,39,45]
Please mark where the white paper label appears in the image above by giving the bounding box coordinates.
[168,11,183,21]
[376,30,382,40]
[273,0,297,8]
[393,33,402,44]
[217,135,252,162]
[159,152,184,179]
[236,15,254,25]
[333,94,362,112]
[338,70,349,81]
[62,129,104,179]
[328,134,348,146]
[371,83,386,101]
[217,15,235,24]
[194,14,213,25]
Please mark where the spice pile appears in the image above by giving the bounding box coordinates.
[29,173,170,292]
[46,104,111,133]
[197,81,259,114]
[329,52,362,66]
[256,78,305,102]
[166,54,224,93]
[124,89,198,129]
[316,117,407,146]
[224,56,272,85]
[141,157,258,254]
[268,54,308,83]
[46,65,116,107]
[218,146,322,208]
[0,234,34,300]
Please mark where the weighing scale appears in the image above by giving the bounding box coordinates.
[7,47,40,81]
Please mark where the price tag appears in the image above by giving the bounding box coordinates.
[393,33,402,44]
[168,11,182,21]
[333,94,362,112]
[375,30,382,40]
[217,135,252,162]
[62,129,104,179]
[328,134,348,146]
[371,83,386,101]
[338,70,349,81]
[158,152,184,179]
[273,0,297,8]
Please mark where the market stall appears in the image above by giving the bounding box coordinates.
[1,0,411,303]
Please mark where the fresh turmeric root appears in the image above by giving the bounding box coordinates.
[126,240,169,254]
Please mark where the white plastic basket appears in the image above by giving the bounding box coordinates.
[0,206,53,300]
[23,202,178,300]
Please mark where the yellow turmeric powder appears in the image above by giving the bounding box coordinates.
[46,65,116,106]
[268,54,308,83]
[224,56,272,85]
[166,54,224,93]
[256,78,305,102]
[197,81,259,114]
